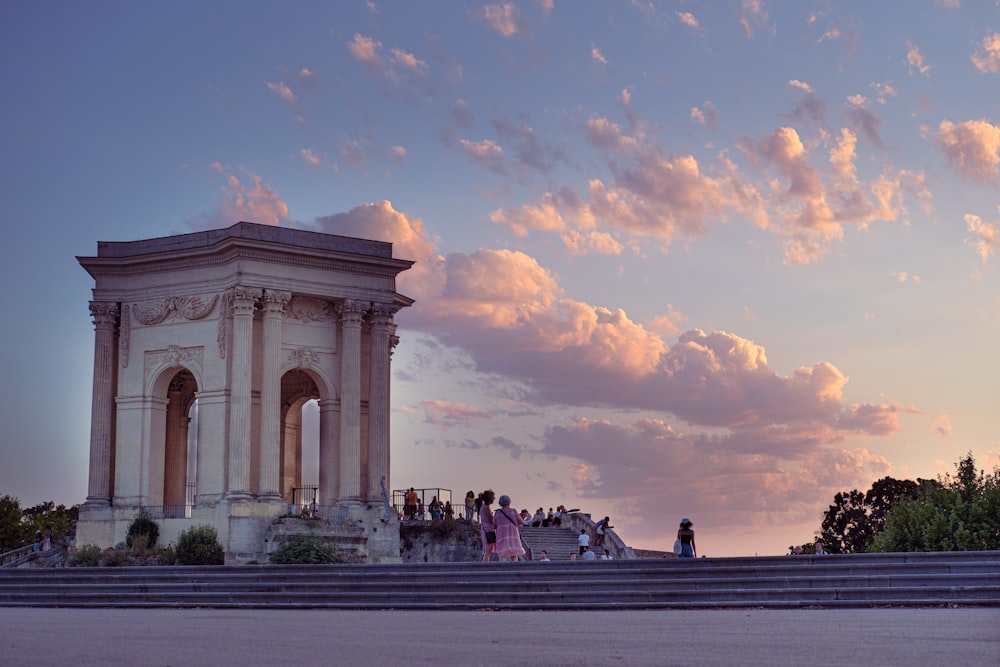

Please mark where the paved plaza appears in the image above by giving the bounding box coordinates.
[1,607,997,666]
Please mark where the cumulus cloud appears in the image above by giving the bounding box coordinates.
[843,95,885,148]
[937,119,1000,181]
[348,33,383,68]
[964,211,1000,262]
[196,163,290,229]
[739,0,773,38]
[389,48,429,74]
[739,126,932,264]
[458,138,506,174]
[265,81,295,105]
[591,45,608,64]
[421,400,492,427]
[907,42,930,76]
[930,414,952,439]
[310,199,914,545]
[676,11,701,31]
[482,3,521,37]
[691,101,718,129]
[971,32,1000,74]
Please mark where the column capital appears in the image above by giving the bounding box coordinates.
[368,302,400,327]
[262,289,292,316]
[338,299,367,323]
[89,301,119,328]
[228,286,262,314]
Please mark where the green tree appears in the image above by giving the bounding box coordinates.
[871,453,1000,552]
[819,477,930,553]
[0,495,29,552]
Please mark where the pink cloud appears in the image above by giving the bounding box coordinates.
[389,48,429,74]
[964,211,1000,262]
[458,138,506,174]
[197,164,290,228]
[676,11,701,31]
[907,42,930,76]
[482,4,521,37]
[937,119,1000,182]
[971,32,1000,74]
[421,400,492,427]
[690,101,718,130]
[348,33,383,67]
[739,0,773,38]
[930,414,952,439]
[309,200,914,543]
[591,46,608,65]
[265,81,294,104]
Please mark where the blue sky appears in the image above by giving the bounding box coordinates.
[1,1,998,556]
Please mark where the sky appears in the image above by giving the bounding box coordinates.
[1,1,999,558]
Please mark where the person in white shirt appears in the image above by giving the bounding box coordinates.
[578,529,590,555]
[601,549,614,560]
[538,550,550,561]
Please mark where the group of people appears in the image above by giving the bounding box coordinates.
[402,488,455,521]
[527,506,568,527]
[477,489,526,562]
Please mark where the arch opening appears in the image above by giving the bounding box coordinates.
[281,369,320,508]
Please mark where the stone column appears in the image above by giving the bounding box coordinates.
[337,299,365,503]
[226,286,261,501]
[85,301,118,506]
[367,304,398,500]
[318,397,340,505]
[258,289,290,502]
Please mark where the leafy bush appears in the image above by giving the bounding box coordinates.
[102,548,130,567]
[126,512,159,549]
[71,544,103,567]
[269,534,345,564]
[175,525,224,565]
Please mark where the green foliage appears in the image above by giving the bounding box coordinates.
[269,534,346,564]
[102,548,130,567]
[0,496,80,552]
[819,477,931,553]
[71,544,104,567]
[0,495,28,552]
[126,512,159,549]
[175,525,225,565]
[870,453,1000,553]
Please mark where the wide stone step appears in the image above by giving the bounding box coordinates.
[1,551,996,609]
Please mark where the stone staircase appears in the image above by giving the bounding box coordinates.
[0,551,997,609]
[518,526,584,560]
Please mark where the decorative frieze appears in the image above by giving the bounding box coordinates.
[133,295,219,325]
[289,347,319,369]
[287,296,335,323]
[144,345,204,382]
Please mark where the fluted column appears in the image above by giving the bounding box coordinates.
[259,289,290,501]
[337,299,365,503]
[226,286,261,501]
[367,303,398,500]
[85,301,119,506]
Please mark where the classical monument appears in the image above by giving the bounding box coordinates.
[75,222,413,562]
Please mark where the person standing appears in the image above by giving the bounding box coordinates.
[405,487,418,520]
[464,491,476,521]
[479,489,497,562]
[493,495,526,562]
[578,529,590,555]
[677,518,696,558]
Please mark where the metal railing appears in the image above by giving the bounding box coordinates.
[392,488,454,521]
[138,505,190,519]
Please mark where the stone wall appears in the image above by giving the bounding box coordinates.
[399,520,483,563]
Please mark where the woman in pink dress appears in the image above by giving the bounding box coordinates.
[493,494,526,562]
[479,489,497,562]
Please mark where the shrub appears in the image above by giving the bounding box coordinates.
[126,512,159,549]
[71,544,103,567]
[175,525,225,565]
[269,534,345,564]
[102,548,130,567]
